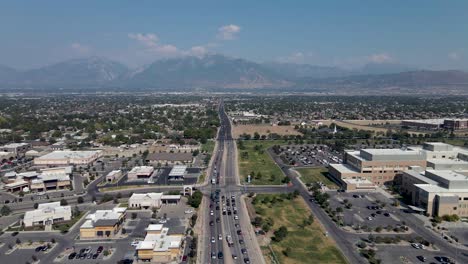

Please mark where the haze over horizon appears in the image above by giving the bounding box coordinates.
[1,0,467,71]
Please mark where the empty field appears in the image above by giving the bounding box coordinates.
[295,167,338,189]
[237,140,285,185]
[253,194,347,264]
[232,124,302,139]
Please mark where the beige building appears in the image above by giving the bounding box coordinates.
[3,167,72,193]
[329,148,426,190]
[401,169,468,217]
[80,207,127,239]
[135,224,184,263]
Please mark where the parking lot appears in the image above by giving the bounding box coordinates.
[277,144,343,167]
[376,244,455,264]
[327,191,404,231]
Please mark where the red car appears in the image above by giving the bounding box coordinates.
[182,255,187,261]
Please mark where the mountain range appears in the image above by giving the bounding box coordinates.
[0,55,467,94]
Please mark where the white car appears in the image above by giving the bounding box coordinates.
[184,209,193,214]
[367,217,373,221]
[218,234,222,240]
[234,215,239,220]
[211,237,215,243]
[131,241,140,247]
[210,210,214,216]
[159,219,167,224]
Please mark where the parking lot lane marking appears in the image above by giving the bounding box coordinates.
[335,197,343,203]
[365,195,375,202]
[389,214,400,222]
[353,214,364,222]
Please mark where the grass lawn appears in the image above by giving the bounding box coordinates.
[295,167,338,189]
[237,140,286,185]
[100,185,149,192]
[252,194,347,264]
[201,140,216,154]
[53,211,86,232]
[197,172,206,184]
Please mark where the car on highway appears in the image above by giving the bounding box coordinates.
[244,258,250,264]
[210,210,214,216]
[239,239,244,244]
[211,252,217,259]
[218,234,222,240]
[232,254,238,260]
[216,217,220,223]
[234,215,239,220]
[218,252,224,259]
[241,248,247,254]
[209,221,214,226]
[237,230,242,235]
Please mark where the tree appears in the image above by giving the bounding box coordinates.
[1,205,11,216]
[60,199,68,206]
[272,226,288,242]
[187,190,203,208]
[252,216,264,227]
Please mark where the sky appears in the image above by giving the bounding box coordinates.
[0,0,467,70]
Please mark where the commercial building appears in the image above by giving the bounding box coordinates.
[23,202,71,227]
[168,165,187,181]
[401,119,444,130]
[80,207,127,239]
[443,119,468,131]
[128,192,181,209]
[0,151,15,163]
[127,166,155,181]
[105,170,123,183]
[3,166,72,193]
[135,224,184,263]
[329,148,426,190]
[146,152,194,166]
[1,142,32,157]
[34,150,101,166]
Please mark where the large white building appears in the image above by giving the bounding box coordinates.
[34,150,101,166]
[23,202,72,227]
[128,192,181,209]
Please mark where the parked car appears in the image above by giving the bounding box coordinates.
[68,252,77,259]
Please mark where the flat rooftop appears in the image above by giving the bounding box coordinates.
[329,163,360,174]
[129,166,154,174]
[36,150,100,160]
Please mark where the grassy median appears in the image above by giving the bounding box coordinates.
[237,140,285,185]
[252,194,347,264]
[295,167,338,189]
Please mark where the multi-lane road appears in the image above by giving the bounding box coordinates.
[200,101,266,264]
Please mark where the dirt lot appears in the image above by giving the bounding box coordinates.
[232,124,302,139]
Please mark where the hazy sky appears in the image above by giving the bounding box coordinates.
[1,0,467,70]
